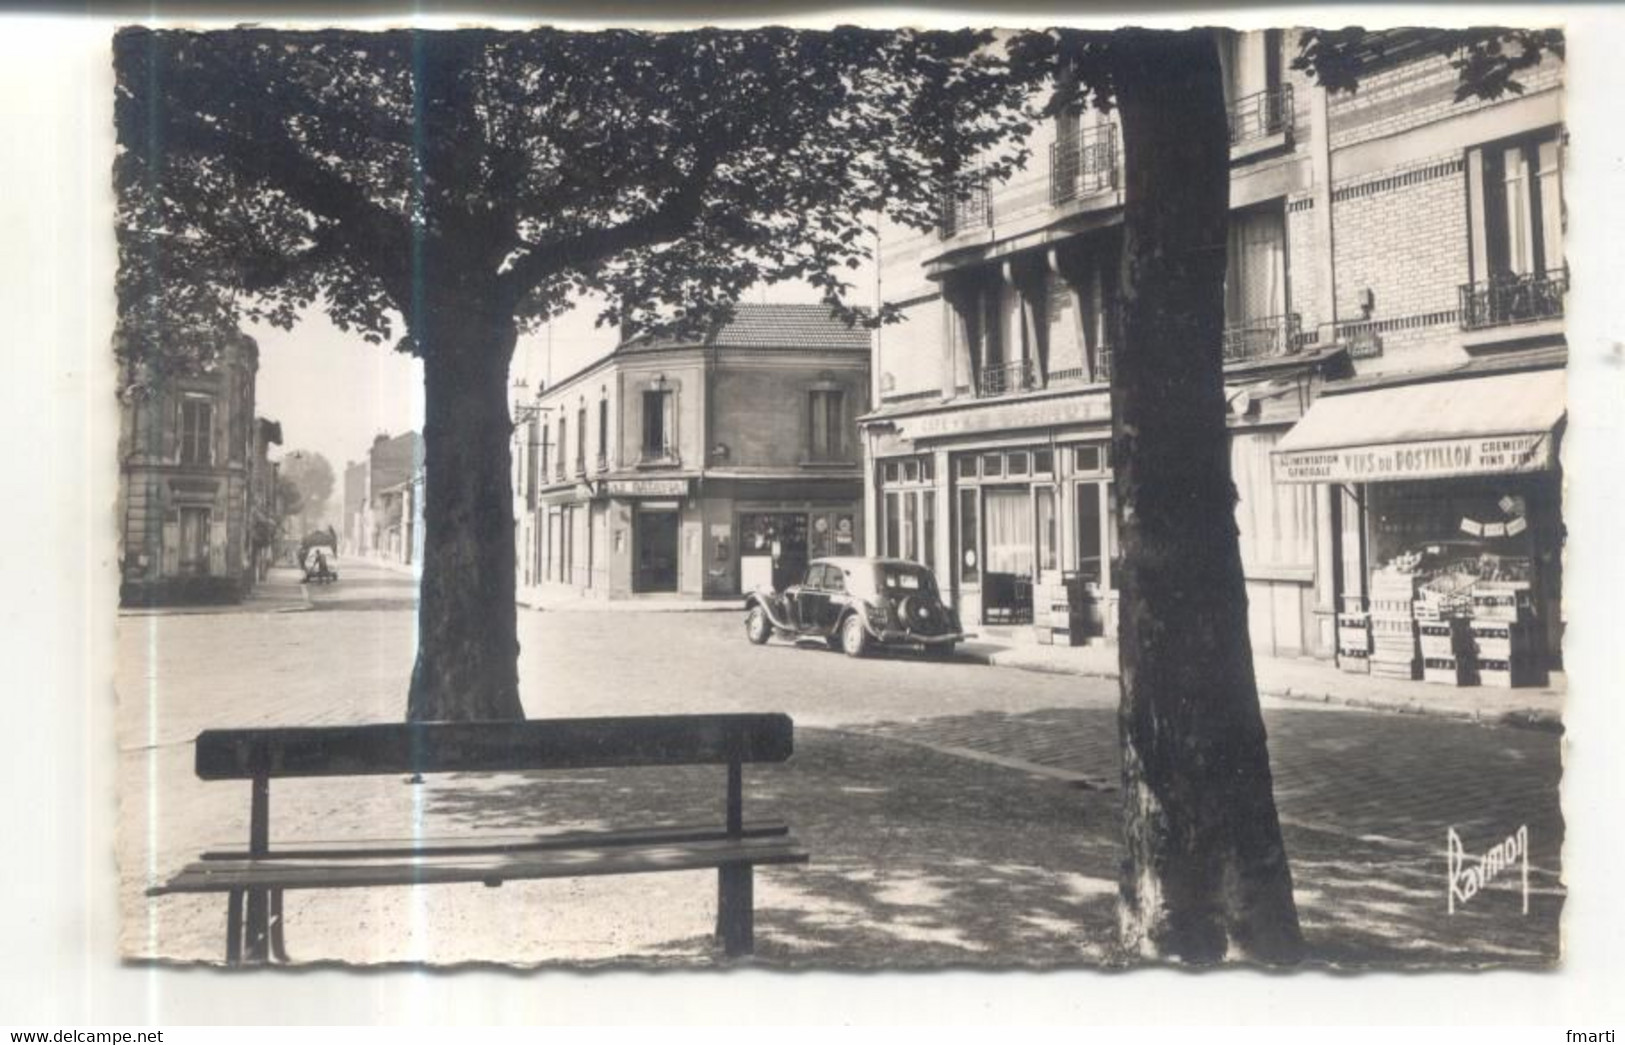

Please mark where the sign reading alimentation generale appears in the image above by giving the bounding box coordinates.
[1273,433,1553,484]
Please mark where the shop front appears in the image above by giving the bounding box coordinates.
[865,389,1123,638]
[1274,366,1565,683]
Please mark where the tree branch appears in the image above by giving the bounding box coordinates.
[496,144,726,308]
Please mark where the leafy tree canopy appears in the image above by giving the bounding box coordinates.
[115,26,1047,375]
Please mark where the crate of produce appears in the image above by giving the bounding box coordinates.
[1478,657,1544,689]
[1470,621,1536,661]
[1418,619,1471,659]
[1422,656,1478,686]
[1472,583,1532,623]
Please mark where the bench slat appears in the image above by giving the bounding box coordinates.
[199,820,790,861]
[150,835,809,894]
[196,714,794,780]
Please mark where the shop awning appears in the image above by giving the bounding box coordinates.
[1272,368,1565,484]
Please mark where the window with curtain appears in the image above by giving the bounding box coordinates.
[1230,430,1316,571]
[958,488,980,584]
[922,492,936,571]
[1226,204,1287,324]
[642,389,673,457]
[902,492,918,562]
[808,388,844,460]
[1484,133,1565,278]
[1036,486,1058,575]
[576,408,587,473]
[983,487,1035,578]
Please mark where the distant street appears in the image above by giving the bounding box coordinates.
[118,559,1563,966]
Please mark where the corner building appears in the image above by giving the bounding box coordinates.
[515,304,869,602]
[862,29,1566,670]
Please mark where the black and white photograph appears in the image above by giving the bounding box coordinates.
[6,0,1625,1030]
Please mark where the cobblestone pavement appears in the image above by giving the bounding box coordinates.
[118,561,1564,967]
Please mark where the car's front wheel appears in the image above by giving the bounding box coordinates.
[745,605,771,645]
[841,614,870,658]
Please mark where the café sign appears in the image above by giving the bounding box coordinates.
[1274,433,1553,484]
[605,478,691,497]
[898,392,1111,440]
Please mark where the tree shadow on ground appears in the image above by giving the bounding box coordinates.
[852,705,1564,967]
[425,729,1126,966]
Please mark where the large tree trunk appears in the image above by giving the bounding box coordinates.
[406,314,525,722]
[1108,29,1302,964]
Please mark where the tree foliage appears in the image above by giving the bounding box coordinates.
[114,26,1046,370]
[280,450,336,522]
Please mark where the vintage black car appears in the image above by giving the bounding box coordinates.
[743,556,964,658]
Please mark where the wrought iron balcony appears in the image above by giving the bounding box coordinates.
[939,172,992,238]
[1228,85,1293,147]
[977,359,1037,397]
[1050,124,1119,205]
[1459,269,1568,331]
[1222,313,1302,364]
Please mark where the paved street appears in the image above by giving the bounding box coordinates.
[118,560,1563,967]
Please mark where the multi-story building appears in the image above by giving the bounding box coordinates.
[118,332,272,605]
[514,303,870,602]
[342,431,425,566]
[862,29,1565,666]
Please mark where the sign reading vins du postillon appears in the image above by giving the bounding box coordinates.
[1273,434,1552,484]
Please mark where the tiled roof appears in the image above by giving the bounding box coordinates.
[707,303,872,350]
[618,303,871,355]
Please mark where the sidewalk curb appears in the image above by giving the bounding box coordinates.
[964,648,1564,734]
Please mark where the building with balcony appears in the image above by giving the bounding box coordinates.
[862,28,1566,667]
[513,303,870,603]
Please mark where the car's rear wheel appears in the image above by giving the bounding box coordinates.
[841,614,870,658]
[745,606,771,645]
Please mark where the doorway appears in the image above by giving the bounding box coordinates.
[633,508,680,593]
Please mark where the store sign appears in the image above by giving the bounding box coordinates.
[1273,433,1553,484]
[605,478,690,498]
[899,393,1111,440]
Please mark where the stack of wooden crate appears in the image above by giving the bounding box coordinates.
[1418,617,1477,685]
[1471,582,1542,687]
[1369,571,1422,680]
[1336,596,1371,674]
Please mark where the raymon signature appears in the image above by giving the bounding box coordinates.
[1448,825,1529,915]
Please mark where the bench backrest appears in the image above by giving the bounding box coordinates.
[195,713,794,780]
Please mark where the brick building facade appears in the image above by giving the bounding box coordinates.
[863,29,1566,672]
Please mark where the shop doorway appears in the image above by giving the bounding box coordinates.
[738,512,810,593]
[633,508,679,593]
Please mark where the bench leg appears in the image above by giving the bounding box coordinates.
[225,889,244,966]
[269,888,290,963]
[244,887,271,964]
[716,863,754,958]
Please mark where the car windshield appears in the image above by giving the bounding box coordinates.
[878,564,937,596]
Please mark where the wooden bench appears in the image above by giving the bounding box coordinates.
[147,713,807,964]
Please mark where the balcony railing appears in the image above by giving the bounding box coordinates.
[574,457,587,478]
[1228,84,1293,147]
[553,463,566,482]
[1050,124,1119,205]
[595,452,609,474]
[1459,269,1568,331]
[977,359,1037,397]
[1223,313,1302,364]
[939,172,992,238]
